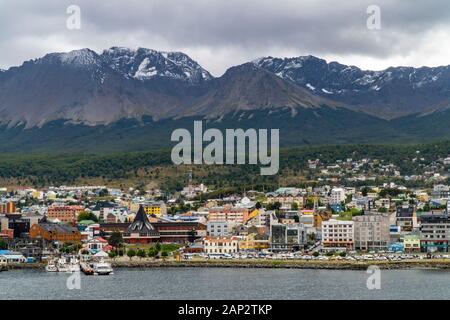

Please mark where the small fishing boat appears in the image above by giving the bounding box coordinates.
[45,259,58,272]
[93,260,114,275]
[45,263,58,272]
[57,258,69,272]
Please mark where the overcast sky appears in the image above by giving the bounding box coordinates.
[1,0,450,76]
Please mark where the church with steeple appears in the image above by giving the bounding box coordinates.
[122,205,161,244]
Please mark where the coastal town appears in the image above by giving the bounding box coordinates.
[1,155,450,272]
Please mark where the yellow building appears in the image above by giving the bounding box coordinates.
[403,234,420,252]
[416,192,429,203]
[143,204,162,215]
[128,202,166,216]
[238,234,269,251]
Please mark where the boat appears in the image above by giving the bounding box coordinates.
[57,258,69,272]
[45,263,58,272]
[68,263,80,273]
[93,260,114,275]
[80,262,94,275]
[67,257,80,273]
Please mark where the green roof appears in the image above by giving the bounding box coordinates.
[78,220,96,225]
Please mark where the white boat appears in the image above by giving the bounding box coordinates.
[57,258,69,272]
[45,263,58,272]
[67,263,80,273]
[93,260,113,275]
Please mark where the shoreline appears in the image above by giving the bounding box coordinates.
[6,259,450,271]
[111,259,450,270]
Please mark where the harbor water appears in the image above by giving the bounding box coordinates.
[2,267,450,299]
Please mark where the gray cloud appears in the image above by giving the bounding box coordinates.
[1,0,450,75]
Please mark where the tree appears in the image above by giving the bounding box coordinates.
[77,211,98,222]
[266,201,281,210]
[0,239,8,250]
[108,251,117,260]
[127,249,136,260]
[148,247,158,257]
[361,187,370,197]
[161,251,169,259]
[291,202,299,210]
[108,231,124,248]
[137,249,147,259]
[155,242,161,253]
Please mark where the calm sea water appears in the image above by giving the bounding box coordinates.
[1,268,450,299]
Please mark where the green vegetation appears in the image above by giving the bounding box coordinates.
[108,232,124,248]
[337,208,363,221]
[0,239,8,250]
[59,242,81,254]
[0,140,449,189]
[126,249,136,260]
[77,211,98,222]
[137,249,147,259]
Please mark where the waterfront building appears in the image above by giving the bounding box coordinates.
[204,236,239,254]
[122,206,160,244]
[85,237,110,254]
[321,219,354,251]
[418,211,450,253]
[0,250,26,263]
[101,220,205,244]
[29,223,82,243]
[270,223,306,252]
[403,234,421,253]
[239,233,269,251]
[353,214,390,251]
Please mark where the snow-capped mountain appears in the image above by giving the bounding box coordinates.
[102,47,212,84]
[254,56,450,118]
[3,47,450,148]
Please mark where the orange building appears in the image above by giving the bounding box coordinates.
[208,206,249,224]
[47,205,84,224]
[29,223,81,243]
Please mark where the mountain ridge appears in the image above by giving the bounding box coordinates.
[1,47,450,150]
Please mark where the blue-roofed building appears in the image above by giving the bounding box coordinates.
[0,250,26,263]
[389,242,404,252]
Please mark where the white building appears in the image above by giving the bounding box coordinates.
[322,219,354,251]
[329,188,346,205]
[204,236,239,254]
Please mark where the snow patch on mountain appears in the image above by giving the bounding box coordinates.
[102,47,213,84]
